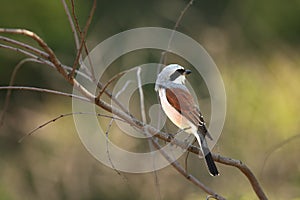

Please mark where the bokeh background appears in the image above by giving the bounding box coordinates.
[1,0,300,199]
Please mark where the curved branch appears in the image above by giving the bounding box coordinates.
[0,43,47,62]
[186,144,268,200]
[0,83,269,199]
[95,94,268,200]
[0,4,268,197]
[149,131,225,200]
[0,36,49,59]
[69,0,96,77]
[0,58,43,126]
[215,155,267,200]
[61,0,80,50]
[0,28,69,80]
[19,111,126,143]
[0,42,93,82]
[0,86,90,102]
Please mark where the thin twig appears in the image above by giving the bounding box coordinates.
[0,58,43,127]
[62,0,94,79]
[70,0,81,37]
[82,43,96,80]
[18,112,125,142]
[115,80,133,98]
[0,28,69,80]
[261,133,300,177]
[0,86,90,102]
[81,8,97,81]
[165,0,194,64]
[96,68,136,101]
[3,1,120,115]
[137,67,162,200]
[137,67,146,123]
[184,138,197,172]
[155,0,195,145]
[104,119,134,195]
[97,81,133,118]
[0,43,91,81]
[0,43,47,63]
[69,0,96,78]
[105,119,126,178]
[214,155,267,200]
[61,0,80,51]
[0,36,49,59]
[144,128,225,200]
[159,0,194,65]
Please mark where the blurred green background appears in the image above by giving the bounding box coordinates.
[1,0,300,199]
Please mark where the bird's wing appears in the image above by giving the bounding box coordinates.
[165,87,212,139]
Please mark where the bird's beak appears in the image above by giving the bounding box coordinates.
[183,70,191,75]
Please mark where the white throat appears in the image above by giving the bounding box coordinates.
[172,75,186,85]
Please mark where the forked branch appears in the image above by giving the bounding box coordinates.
[0,1,268,199]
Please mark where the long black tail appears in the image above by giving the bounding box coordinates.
[199,133,219,176]
[204,151,219,176]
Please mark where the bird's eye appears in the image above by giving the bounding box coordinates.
[176,69,185,74]
[170,69,185,81]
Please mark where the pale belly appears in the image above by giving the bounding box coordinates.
[159,89,196,134]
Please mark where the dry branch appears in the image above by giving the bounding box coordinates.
[0,28,71,86]
[0,86,90,102]
[69,0,96,77]
[61,0,80,50]
[0,1,268,199]
[0,58,42,126]
[0,29,268,200]
[0,36,49,59]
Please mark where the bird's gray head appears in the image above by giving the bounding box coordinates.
[155,64,191,91]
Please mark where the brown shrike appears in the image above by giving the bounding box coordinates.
[155,64,219,176]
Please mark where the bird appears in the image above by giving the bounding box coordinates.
[155,64,219,176]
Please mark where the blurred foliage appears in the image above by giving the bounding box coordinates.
[1,0,300,200]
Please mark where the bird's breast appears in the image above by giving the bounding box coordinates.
[159,89,195,133]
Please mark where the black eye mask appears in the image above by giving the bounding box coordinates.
[169,69,185,81]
